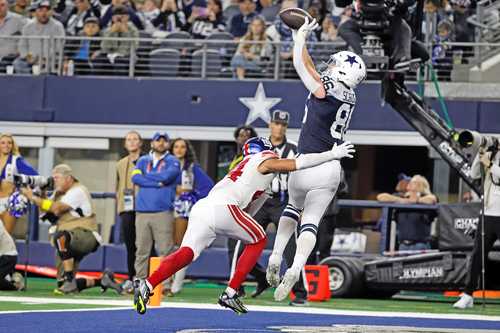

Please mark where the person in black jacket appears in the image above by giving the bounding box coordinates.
[100,0,144,30]
[187,0,225,39]
[152,0,186,31]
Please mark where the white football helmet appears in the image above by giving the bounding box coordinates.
[322,51,367,89]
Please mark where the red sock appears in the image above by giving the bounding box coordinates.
[147,247,194,289]
[228,237,267,291]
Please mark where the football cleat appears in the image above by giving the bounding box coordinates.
[101,269,123,294]
[218,291,248,314]
[266,254,281,287]
[453,293,474,309]
[58,278,78,294]
[134,279,152,315]
[274,268,300,301]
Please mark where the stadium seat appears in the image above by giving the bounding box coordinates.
[161,31,193,51]
[206,31,237,56]
[191,49,223,78]
[135,31,154,76]
[149,48,181,77]
[206,32,237,77]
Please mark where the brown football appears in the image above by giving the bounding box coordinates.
[278,7,314,30]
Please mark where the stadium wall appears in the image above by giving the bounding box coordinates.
[2,76,500,133]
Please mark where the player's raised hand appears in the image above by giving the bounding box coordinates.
[330,141,355,159]
[292,16,319,43]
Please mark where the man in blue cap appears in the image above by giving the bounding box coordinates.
[132,132,180,281]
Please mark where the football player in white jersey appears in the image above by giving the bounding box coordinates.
[134,137,354,315]
[266,18,367,301]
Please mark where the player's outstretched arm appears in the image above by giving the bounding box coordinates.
[292,17,326,99]
[258,142,355,174]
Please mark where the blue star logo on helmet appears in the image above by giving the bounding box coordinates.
[345,55,358,67]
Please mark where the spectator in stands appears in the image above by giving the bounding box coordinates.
[0,134,38,235]
[187,0,225,39]
[132,132,180,283]
[57,0,101,36]
[178,0,200,19]
[376,173,411,253]
[223,0,239,24]
[9,0,29,16]
[228,0,256,39]
[116,131,143,293]
[13,0,65,74]
[169,138,214,295]
[152,0,186,32]
[319,14,341,42]
[257,0,278,23]
[231,16,270,79]
[378,175,438,251]
[100,0,144,30]
[0,220,24,291]
[450,0,473,42]
[0,0,27,73]
[138,0,159,23]
[309,0,329,21]
[98,5,139,75]
[424,0,452,21]
[21,164,123,294]
[432,19,454,80]
[65,16,102,75]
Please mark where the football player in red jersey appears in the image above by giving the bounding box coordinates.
[134,137,354,315]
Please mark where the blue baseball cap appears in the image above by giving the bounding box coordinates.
[152,132,169,141]
[398,173,411,182]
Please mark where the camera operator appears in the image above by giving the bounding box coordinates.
[336,0,428,69]
[454,139,500,309]
[21,164,122,294]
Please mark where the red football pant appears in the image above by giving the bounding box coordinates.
[147,247,194,288]
[228,237,267,291]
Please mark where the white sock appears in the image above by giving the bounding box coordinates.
[145,279,153,291]
[291,231,317,272]
[272,216,298,259]
[225,286,237,297]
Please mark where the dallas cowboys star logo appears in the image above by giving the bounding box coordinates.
[345,55,358,67]
[239,82,281,125]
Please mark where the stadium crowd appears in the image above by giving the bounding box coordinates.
[0,0,479,77]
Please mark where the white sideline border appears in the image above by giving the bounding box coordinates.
[0,295,500,322]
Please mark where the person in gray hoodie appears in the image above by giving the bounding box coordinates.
[13,0,65,74]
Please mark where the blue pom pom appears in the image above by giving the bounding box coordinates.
[174,192,198,219]
[8,191,29,218]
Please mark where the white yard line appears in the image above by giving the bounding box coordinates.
[0,295,499,322]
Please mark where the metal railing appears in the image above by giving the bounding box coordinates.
[0,35,498,82]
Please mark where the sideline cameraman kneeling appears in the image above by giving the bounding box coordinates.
[21,164,122,294]
[454,142,500,309]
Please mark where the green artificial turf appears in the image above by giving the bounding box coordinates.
[1,278,500,316]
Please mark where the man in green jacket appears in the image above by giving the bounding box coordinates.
[98,5,138,75]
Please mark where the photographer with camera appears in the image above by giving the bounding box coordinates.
[454,136,500,309]
[0,133,38,235]
[20,164,122,294]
